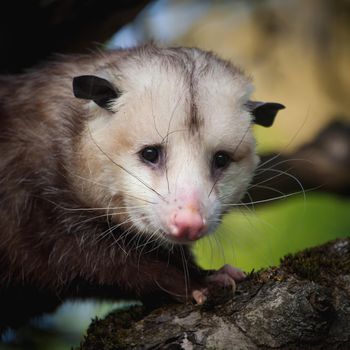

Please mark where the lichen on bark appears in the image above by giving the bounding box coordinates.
[78,238,350,350]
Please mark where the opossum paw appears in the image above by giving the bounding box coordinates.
[207,265,246,292]
[207,264,246,288]
[192,265,246,304]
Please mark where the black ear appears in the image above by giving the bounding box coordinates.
[246,101,285,127]
[72,75,120,111]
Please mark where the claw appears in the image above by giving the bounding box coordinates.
[217,264,246,281]
[206,264,246,290]
[192,288,208,305]
[191,265,245,304]
[207,273,236,291]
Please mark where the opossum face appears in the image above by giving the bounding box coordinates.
[74,48,282,244]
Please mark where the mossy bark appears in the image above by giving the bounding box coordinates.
[78,238,350,349]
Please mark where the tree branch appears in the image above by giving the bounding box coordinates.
[0,0,151,74]
[78,238,350,349]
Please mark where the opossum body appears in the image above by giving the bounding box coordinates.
[0,45,284,329]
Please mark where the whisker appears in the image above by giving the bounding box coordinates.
[180,245,189,301]
[245,191,256,213]
[248,184,286,197]
[208,125,251,198]
[223,188,311,207]
[87,127,167,202]
[212,234,226,266]
[94,223,129,254]
[256,157,314,174]
[258,168,306,201]
[257,110,309,170]
[137,229,162,270]
[249,166,296,188]
[154,279,184,299]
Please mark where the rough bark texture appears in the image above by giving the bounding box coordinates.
[78,238,350,349]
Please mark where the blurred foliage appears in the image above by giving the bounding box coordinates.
[195,193,350,272]
[176,0,350,151]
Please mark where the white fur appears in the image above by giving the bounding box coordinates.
[74,47,259,243]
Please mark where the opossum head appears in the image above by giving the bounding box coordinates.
[72,47,284,244]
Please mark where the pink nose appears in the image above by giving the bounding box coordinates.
[169,208,205,241]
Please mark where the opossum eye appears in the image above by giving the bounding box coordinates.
[140,146,162,165]
[213,151,231,170]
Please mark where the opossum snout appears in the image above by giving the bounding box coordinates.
[165,192,207,242]
[168,208,206,241]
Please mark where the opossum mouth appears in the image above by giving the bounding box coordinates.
[160,231,205,245]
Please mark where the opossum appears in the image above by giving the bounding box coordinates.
[0,45,284,330]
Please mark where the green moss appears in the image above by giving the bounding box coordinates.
[77,305,146,350]
[78,239,350,349]
[280,238,350,286]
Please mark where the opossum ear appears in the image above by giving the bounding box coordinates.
[246,101,285,127]
[72,75,120,111]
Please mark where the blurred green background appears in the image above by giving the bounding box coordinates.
[2,0,349,349]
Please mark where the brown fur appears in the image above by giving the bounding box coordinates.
[0,45,255,332]
[0,48,210,332]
